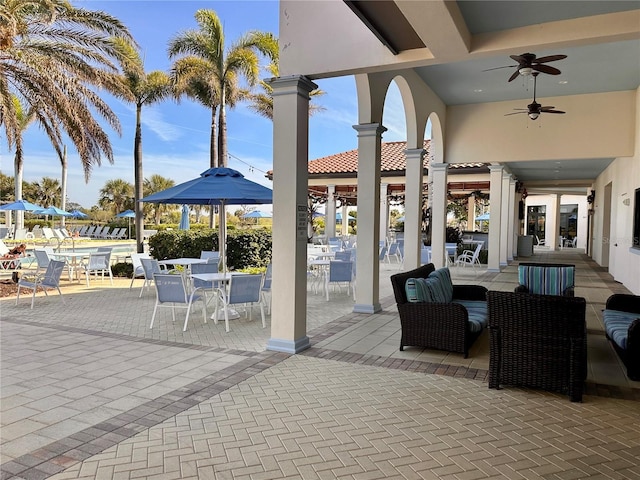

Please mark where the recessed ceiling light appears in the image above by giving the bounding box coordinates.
[473,89,483,93]
[558,80,568,84]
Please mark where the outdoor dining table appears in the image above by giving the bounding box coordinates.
[49,251,90,281]
[158,257,208,269]
[190,271,248,321]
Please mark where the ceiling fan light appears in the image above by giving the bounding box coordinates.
[528,111,540,120]
[519,66,533,76]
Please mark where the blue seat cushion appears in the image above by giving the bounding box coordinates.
[453,300,488,333]
[603,309,638,350]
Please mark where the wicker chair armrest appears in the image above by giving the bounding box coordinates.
[606,294,640,315]
[452,285,487,301]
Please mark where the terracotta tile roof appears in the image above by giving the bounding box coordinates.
[307,140,486,175]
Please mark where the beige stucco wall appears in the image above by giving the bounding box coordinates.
[593,90,640,295]
[445,90,636,164]
[525,194,589,250]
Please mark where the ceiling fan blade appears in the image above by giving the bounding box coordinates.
[509,54,527,63]
[504,112,527,116]
[508,69,521,82]
[533,64,561,75]
[534,54,567,64]
[482,64,517,72]
[540,106,556,111]
[544,110,566,114]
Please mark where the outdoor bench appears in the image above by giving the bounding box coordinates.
[603,294,640,381]
[390,264,488,358]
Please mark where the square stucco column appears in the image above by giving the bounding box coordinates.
[326,185,337,239]
[467,194,476,230]
[353,123,386,314]
[380,183,389,243]
[403,148,425,269]
[267,75,317,354]
[553,194,562,250]
[500,172,512,267]
[430,163,448,268]
[341,204,349,236]
[488,165,504,272]
[508,177,517,261]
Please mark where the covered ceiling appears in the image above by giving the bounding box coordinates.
[345,0,640,191]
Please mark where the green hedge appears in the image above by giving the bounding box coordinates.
[148,229,272,270]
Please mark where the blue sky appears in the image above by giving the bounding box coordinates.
[14,0,407,208]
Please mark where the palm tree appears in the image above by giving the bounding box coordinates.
[111,38,172,252]
[8,95,35,229]
[168,9,278,168]
[143,174,175,225]
[0,0,134,180]
[33,177,61,208]
[246,61,326,120]
[99,179,133,217]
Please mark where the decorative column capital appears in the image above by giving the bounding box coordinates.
[268,75,317,96]
[430,163,448,173]
[405,148,426,160]
[488,164,504,173]
[353,123,387,137]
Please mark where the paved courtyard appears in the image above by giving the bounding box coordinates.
[1,248,639,479]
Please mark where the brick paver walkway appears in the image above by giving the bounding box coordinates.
[2,250,639,479]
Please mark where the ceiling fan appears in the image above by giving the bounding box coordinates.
[505,72,565,120]
[485,52,567,82]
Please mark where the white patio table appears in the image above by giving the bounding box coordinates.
[190,271,248,321]
[49,251,89,281]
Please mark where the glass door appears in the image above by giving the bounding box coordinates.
[527,206,546,244]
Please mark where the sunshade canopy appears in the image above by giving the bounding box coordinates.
[116,209,136,218]
[35,206,72,216]
[68,209,88,218]
[140,168,272,205]
[243,210,272,218]
[0,199,44,211]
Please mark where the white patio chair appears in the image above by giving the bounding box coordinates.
[200,250,220,261]
[213,274,265,333]
[190,261,219,306]
[139,257,168,297]
[261,263,272,314]
[129,253,150,290]
[325,260,355,301]
[79,251,113,287]
[16,259,65,309]
[455,242,483,270]
[386,242,402,263]
[33,247,54,274]
[150,273,207,332]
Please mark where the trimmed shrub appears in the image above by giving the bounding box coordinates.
[148,229,271,270]
[111,262,133,278]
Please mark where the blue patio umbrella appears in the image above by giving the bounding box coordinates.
[68,209,88,219]
[0,199,44,211]
[141,168,273,271]
[35,206,73,217]
[243,210,272,219]
[396,215,405,222]
[476,212,490,221]
[179,205,190,230]
[116,209,136,239]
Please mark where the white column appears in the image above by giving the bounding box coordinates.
[267,75,316,354]
[553,194,562,250]
[380,183,389,244]
[500,172,511,267]
[353,123,386,314]
[467,194,476,232]
[487,165,504,272]
[326,184,336,239]
[430,163,448,268]
[403,149,425,269]
[341,204,349,236]
[508,177,517,261]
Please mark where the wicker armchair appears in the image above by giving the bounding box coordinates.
[487,291,587,402]
[390,264,488,358]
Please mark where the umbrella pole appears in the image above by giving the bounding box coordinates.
[220,201,227,273]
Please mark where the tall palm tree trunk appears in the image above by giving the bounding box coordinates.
[134,103,144,253]
[13,143,24,230]
[60,145,67,227]
[209,105,218,228]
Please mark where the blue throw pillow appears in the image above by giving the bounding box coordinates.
[405,278,434,303]
[427,267,453,303]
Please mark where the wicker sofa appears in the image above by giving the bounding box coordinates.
[390,264,488,358]
[487,290,587,402]
[603,294,640,381]
[515,262,575,297]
